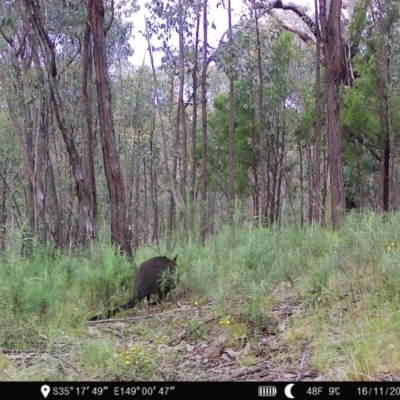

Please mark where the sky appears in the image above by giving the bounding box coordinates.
[128,0,314,66]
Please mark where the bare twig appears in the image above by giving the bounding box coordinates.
[87,305,214,325]
[295,352,307,381]
[51,354,86,380]
[190,357,203,381]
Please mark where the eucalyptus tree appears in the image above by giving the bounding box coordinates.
[88,0,133,257]
[189,2,201,229]
[145,0,199,236]
[82,1,97,221]
[112,62,164,246]
[144,0,215,241]
[0,0,75,247]
[226,0,235,220]
[199,0,208,243]
[369,0,399,211]
[341,0,400,210]
[145,17,181,245]
[23,1,93,246]
[265,0,400,218]
[246,0,359,228]
[255,6,268,225]
[0,97,23,250]
[215,12,313,226]
[208,83,259,216]
[0,0,137,252]
[313,0,323,224]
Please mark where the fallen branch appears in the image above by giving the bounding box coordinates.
[87,305,214,325]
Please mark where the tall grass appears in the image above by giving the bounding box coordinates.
[1,210,400,379]
[2,211,400,322]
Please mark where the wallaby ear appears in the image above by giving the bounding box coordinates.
[173,254,178,262]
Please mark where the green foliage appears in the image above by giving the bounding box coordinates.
[208,81,258,197]
[75,242,135,315]
[1,242,66,319]
[340,0,400,208]
[2,213,400,378]
[79,340,119,371]
[186,320,205,340]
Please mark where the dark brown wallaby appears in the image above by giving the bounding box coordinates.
[89,255,177,321]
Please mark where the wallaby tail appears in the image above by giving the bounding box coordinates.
[88,306,122,322]
[88,296,137,321]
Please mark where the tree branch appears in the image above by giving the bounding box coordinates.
[104,0,114,34]
[0,27,13,46]
[255,0,316,35]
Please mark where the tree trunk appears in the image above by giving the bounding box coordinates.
[200,0,208,244]
[189,4,200,231]
[149,114,159,244]
[178,0,188,205]
[298,142,304,227]
[254,8,267,226]
[31,43,62,246]
[372,0,392,212]
[145,19,180,211]
[319,0,345,229]
[89,0,132,257]
[354,137,365,208]
[0,66,36,240]
[0,170,7,252]
[313,0,323,225]
[227,0,235,220]
[82,17,98,220]
[168,66,178,243]
[306,142,313,224]
[133,139,140,250]
[275,115,285,225]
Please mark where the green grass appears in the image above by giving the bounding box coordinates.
[1,210,400,380]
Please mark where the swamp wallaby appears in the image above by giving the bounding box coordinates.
[89,255,177,321]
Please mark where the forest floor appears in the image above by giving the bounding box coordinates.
[3,278,400,381]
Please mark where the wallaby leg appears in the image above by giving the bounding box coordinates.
[123,297,135,309]
[158,289,165,303]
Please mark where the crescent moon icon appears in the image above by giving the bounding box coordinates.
[284,383,295,399]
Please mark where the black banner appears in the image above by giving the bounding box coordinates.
[2,382,400,399]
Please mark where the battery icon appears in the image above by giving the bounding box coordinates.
[258,386,277,397]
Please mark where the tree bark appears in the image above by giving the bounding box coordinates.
[82,16,98,220]
[313,0,323,225]
[31,43,62,246]
[254,8,267,226]
[373,0,392,212]
[189,4,200,231]
[227,0,235,220]
[200,0,208,243]
[178,0,188,205]
[89,0,132,257]
[319,0,345,229]
[149,113,159,244]
[0,169,7,252]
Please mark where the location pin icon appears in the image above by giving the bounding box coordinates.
[41,385,50,398]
